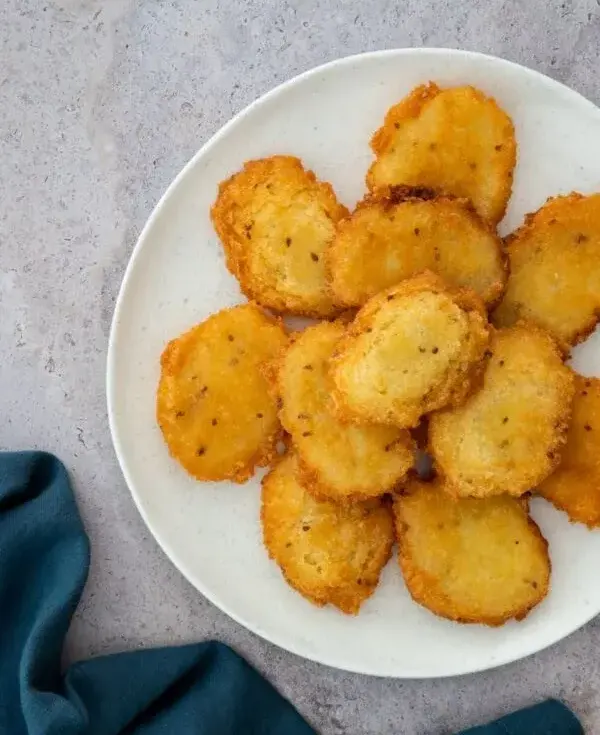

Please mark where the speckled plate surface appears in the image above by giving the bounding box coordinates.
[107,48,600,678]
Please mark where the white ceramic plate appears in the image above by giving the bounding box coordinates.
[107,48,600,678]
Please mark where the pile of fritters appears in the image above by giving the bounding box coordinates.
[156,81,600,625]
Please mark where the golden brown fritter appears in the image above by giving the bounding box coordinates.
[261,452,394,614]
[366,83,516,225]
[269,320,414,502]
[157,303,287,482]
[394,477,551,626]
[330,273,490,428]
[538,375,600,527]
[211,155,349,317]
[429,324,574,498]
[328,186,506,309]
[493,193,600,351]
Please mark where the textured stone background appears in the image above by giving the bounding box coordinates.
[2,1,600,732]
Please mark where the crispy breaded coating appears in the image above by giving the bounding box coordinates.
[261,452,394,614]
[330,273,490,428]
[157,303,287,482]
[328,186,506,309]
[366,83,516,225]
[211,156,349,317]
[394,477,550,626]
[538,375,600,527]
[493,193,600,350]
[429,324,574,498]
[270,320,414,502]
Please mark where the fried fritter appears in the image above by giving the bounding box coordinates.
[157,303,287,482]
[538,375,600,527]
[394,477,550,626]
[211,156,349,317]
[429,324,574,498]
[328,187,506,309]
[261,452,394,614]
[493,193,600,350]
[330,273,490,428]
[366,83,516,225]
[270,320,414,502]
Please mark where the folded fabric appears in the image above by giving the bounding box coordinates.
[0,451,583,735]
[461,699,583,734]
[0,452,314,735]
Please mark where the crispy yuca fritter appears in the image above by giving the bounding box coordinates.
[366,83,516,225]
[429,324,574,498]
[157,303,287,482]
[270,320,414,502]
[261,452,394,614]
[493,193,600,350]
[538,375,600,527]
[328,186,506,309]
[211,155,348,317]
[330,273,490,428]
[394,477,550,626]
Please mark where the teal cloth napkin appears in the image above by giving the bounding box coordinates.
[0,451,584,735]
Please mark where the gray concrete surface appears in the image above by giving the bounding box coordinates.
[2,1,600,732]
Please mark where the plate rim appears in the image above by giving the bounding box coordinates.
[107,47,600,678]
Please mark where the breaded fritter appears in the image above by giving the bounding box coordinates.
[493,193,600,350]
[261,452,394,614]
[328,186,506,309]
[157,303,287,482]
[270,320,414,502]
[538,375,600,527]
[429,324,574,498]
[394,477,551,626]
[366,83,516,225]
[330,273,490,428]
[211,156,348,317]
